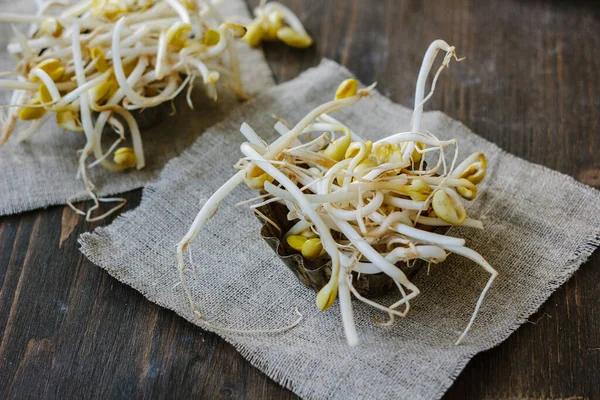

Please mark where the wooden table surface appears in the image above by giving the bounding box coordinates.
[1,0,599,398]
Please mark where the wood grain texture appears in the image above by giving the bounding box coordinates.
[1,0,599,399]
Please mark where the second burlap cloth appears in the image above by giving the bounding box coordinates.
[79,60,600,400]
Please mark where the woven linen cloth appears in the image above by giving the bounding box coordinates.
[0,0,273,216]
[79,60,600,400]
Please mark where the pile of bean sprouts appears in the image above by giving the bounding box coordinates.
[177,40,497,346]
[0,0,311,220]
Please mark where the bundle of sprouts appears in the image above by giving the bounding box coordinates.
[0,0,311,220]
[177,40,497,346]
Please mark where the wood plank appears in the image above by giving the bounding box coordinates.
[1,0,599,398]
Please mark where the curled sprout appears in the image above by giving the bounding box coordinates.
[243,0,312,48]
[0,0,255,220]
[177,40,497,346]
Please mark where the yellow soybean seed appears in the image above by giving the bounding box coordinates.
[30,59,64,82]
[276,27,312,48]
[286,235,307,251]
[432,190,466,225]
[222,22,247,39]
[244,164,274,190]
[113,147,137,168]
[456,179,478,200]
[353,157,378,179]
[374,142,401,163]
[412,142,424,162]
[39,83,53,104]
[323,130,351,161]
[122,60,138,77]
[91,47,109,72]
[401,141,424,163]
[19,99,47,120]
[91,79,115,104]
[56,110,83,132]
[243,22,265,47]
[316,282,338,311]
[183,0,197,10]
[166,23,192,50]
[407,178,431,201]
[301,238,323,260]
[265,10,284,39]
[203,29,220,46]
[459,152,487,184]
[335,79,359,100]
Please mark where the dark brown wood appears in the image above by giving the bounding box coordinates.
[1,0,599,398]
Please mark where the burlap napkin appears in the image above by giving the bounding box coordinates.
[79,60,600,400]
[0,0,273,216]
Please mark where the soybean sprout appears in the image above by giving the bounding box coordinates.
[177,40,496,346]
[0,0,310,220]
[243,0,313,48]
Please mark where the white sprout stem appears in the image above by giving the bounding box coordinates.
[72,23,93,146]
[241,142,342,278]
[347,245,447,274]
[112,18,157,106]
[411,40,452,134]
[175,170,245,314]
[88,137,123,168]
[59,71,112,105]
[385,245,447,264]
[274,121,290,136]
[263,2,308,35]
[375,132,455,147]
[410,216,484,230]
[124,73,185,110]
[29,68,61,102]
[1,90,26,143]
[402,40,452,161]
[319,113,364,141]
[0,79,39,91]
[103,106,145,169]
[71,22,99,214]
[7,37,65,55]
[92,56,148,171]
[450,152,484,178]
[185,57,214,84]
[361,162,410,181]
[0,12,100,28]
[264,93,368,161]
[178,171,245,249]
[264,181,356,204]
[59,0,91,18]
[329,215,419,295]
[284,219,311,239]
[165,0,191,23]
[383,195,427,211]
[337,262,359,346]
[155,31,168,80]
[443,245,498,345]
[346,274,410,318]
[373,212,466,246]
[327,191,384,221]
[240,122,266,147]
[200,26,230,58]
[342,142,369,191]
